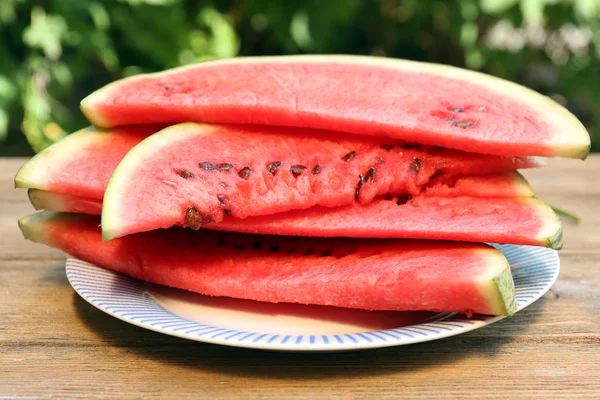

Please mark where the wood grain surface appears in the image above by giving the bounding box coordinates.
[1,157,599,399]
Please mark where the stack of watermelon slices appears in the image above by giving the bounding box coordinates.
[16,56,590,318]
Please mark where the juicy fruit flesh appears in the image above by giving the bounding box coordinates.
[80,55,590,159]
[28,189,561,249]
[27,168,534,216]
[101,123,545,240]
[19,212,517,316]
[213,196,563,249]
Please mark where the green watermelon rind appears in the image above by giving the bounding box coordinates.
[80,55,590,159]
[475,248,517,316]
[18,211,54,246]
[490,261,517,316]
[533,198,563,250]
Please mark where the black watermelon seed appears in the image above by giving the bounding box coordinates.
[185,206,202,230]
[401,144,421,149]
[238,167,251,180]
[364,167,376,183]
[380,144,394,151]
[355,175,366,200]
[176,169,194,179]
[223,209,232,216]
[236,245,246,250]
[304,249,315,255]
[396,195,412,205]
[322,250,333,257]
[452,120,473,128]
[409,157,421,174]
[217,194,228,204]
[270,245,279,252]
[384,193,394,201]
[430,169,444,180]
[311,165,321,175]
[290,164,307,177]
[342,151,356,162]
[203,215,212,224]
[266,161,282,174]
[199,161,217,171]
[253,241,261,249]
[450,107,464,113]
[217,163,233,171]
[164,86,172,92]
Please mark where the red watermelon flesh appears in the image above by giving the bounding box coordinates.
[100,123,545,240]
[14,125,160,199]
[26,170,535,216]
[18,211,517,316]
[14,123,541,202]
[80,55,590,159]
[29,189,560,249]
[213,196,562,249]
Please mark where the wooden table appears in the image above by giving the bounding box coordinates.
[1,157,599,399]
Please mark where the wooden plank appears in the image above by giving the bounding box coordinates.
[1,157,599,399]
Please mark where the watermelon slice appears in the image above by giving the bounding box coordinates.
[28,190,561,249]
[80,55,590,159]
[14,125,159,198]
[26,169,535,216]
[18,211,517,316]
[99,123,545,239]
[14,123,542,200]
[213,196,562,249]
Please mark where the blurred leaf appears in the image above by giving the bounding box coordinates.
[460,22,479,47]
[480,0,519,14]
[118,0,182,5]
[520,0,545,26]
[0,108,9,141]
[575,0,600,21]
[22,7,68,60]
[0,75,18,101]
[89,2,110,31]
[290,10,312,50]
[198,8,240,60]
[23,73,52,152]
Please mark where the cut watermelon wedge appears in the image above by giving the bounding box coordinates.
[19,211,517,316]
[26,169,535,217]
[29,190,561,249]
[80,55,590,159]
[213,196,562,250]
[14,125,160,198]
[14,123,541,201]
[100,123,545,240]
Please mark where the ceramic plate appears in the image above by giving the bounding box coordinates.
[66,244,559,351]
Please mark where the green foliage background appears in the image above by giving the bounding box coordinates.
[2,0,599,155]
